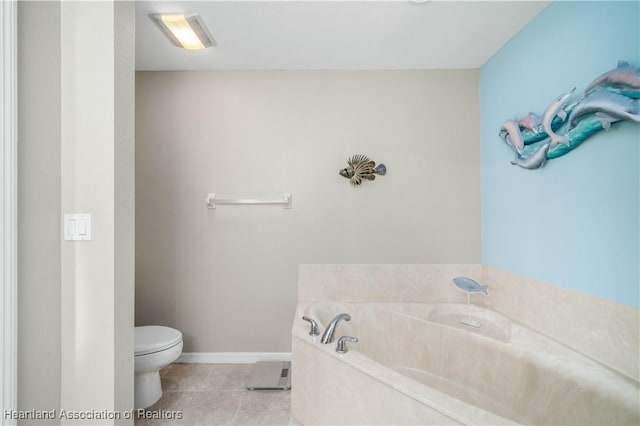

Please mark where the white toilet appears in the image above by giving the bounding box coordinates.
[134,326,183,409]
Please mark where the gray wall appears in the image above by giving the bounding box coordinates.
[17,1,62,420]
[114,1,135,421]
[135,70,481,353]
[17,1,135,421]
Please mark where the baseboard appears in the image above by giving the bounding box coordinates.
[176,352,291,364]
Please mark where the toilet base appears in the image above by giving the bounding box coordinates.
[134,370,162,409]
[134,339,182,410]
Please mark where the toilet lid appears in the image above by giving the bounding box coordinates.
[135,326,182,356]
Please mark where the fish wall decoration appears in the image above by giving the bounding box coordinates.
[339,154,386,186]
[500,60,640,170]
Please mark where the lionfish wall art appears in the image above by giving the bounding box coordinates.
[500,60,640,170]
[339,154,387,186]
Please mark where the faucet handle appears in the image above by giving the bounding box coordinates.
[302,316,320,336]
[336,336,358,354]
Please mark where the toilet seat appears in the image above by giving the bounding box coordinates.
[135,326,182,356]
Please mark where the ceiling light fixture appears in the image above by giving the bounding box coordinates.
[149,13,216,50]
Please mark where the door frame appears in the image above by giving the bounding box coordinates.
[1,0,18,422]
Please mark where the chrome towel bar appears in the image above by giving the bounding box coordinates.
[206,193,292,209]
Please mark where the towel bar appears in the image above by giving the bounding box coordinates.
[206,193,292,209]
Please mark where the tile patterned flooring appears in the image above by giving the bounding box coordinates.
[135,364,298,426]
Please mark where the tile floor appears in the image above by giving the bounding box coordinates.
[135,364,298,426]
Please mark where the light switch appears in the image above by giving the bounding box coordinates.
[78,219,86,235]
[64,214,92,241]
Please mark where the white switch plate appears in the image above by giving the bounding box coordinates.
[64,214,92,241]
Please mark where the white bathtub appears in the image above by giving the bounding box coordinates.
[291,301,640,425]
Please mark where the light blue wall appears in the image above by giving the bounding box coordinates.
[480,1,640,307]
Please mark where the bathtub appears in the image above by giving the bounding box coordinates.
[291,301,640,425]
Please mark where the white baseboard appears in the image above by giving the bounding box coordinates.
[177,352,291,364]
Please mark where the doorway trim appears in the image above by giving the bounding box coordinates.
[1,0,18,422]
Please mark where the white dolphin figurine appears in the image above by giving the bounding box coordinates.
[542,88,575,148]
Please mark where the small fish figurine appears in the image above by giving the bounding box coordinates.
[453,277,489,296]
[339,154,387,186]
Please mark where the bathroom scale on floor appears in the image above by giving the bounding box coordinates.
[246,361,291,390]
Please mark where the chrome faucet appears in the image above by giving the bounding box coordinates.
[301,316,320,336]
[320,313,351,344]
[336,336,358,354]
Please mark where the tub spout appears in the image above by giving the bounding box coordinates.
[320,313,351,344]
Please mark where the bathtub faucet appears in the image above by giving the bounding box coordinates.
[336,336,358,354]
[301,316,320,336]
[320,313,351,344]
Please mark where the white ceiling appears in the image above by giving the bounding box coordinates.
[135,1,549,71]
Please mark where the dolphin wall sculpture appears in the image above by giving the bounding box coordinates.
[499,60,640,170]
